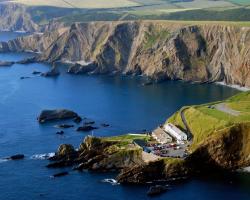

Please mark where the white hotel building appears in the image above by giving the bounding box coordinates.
[163,123,187,141]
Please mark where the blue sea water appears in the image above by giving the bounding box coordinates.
[0,32,250,200]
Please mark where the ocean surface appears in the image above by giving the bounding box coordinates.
[0,32,250,200]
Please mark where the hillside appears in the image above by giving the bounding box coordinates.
[168,91,250,150]
[117,91,250,183]
[1,20,250,88]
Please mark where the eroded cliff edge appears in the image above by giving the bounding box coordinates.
[1,21,250,87]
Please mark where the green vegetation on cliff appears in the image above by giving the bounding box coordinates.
[168,91,250,150]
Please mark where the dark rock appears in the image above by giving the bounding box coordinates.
[38,109,78,123]
[52,171,69,177]
[73,116,82,123]
[101,123,110,127]
[147,185,168,196]
[56,124,74,128]
[67,62,97,74]
[141,80,153,86]
[76,125,98,132]
[56,131,64,135]
[0,61,14,67]
[20,76,31,79]
[41,66,60,77]
[7,154,25,160]
[32,70,42,75]
[84,121,95,125]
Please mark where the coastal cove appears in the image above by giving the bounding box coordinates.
[0,31,250,200]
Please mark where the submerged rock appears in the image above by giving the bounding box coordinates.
[101,123,110,127]
[38,109,79,123]
[52,171,69,177]
[73,116,82,123]
[56,131,64,135]
[84,121,95,125]
[141,80,153,86]
[7,154,25,160]
[147,185,169,196]
[0,61,14,67]
[76,125,98,132]
[20,76,31,79]
[56,124,74,128]
[32,70,42,75]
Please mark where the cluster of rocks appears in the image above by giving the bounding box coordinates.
[37,109,110,135]
[37,109,79,123]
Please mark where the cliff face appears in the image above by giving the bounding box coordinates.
[1,21,250,87]
[187,122,250,170]
[0,27,68,53]
[0,3,38,32]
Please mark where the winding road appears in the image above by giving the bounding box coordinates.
[180,108,193,140]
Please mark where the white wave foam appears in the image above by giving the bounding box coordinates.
[0,159,8,163]
[237,166,250,173]
[216,82,250,91]
[30,152,55,160]
[101,179,120,185]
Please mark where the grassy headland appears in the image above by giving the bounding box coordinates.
[168,91,250,150]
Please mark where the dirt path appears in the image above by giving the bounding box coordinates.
[180,108,193,140]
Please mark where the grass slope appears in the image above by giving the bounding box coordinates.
[168,91,250,150]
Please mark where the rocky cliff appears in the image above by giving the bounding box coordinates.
[47,121,250,184]
[117,122,250,184]
[1,21,250,87]
[0,27,68,53]
[0,2,38,32]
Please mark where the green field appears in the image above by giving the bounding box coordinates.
[12,0,140,8]
[228,0,250,5]
[168,91,250,150]
[5,0,250,23]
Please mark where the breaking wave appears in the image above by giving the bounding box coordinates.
[101,178,120,185]
[30,152,55,160]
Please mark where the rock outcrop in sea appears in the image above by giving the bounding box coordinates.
[38,109,79,123]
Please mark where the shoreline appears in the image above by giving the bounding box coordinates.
[216,82,250,92]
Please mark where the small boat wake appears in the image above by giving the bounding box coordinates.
[30,152,55,160]
[101,178,120,186]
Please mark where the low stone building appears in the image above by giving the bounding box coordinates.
[152,127,172,144]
